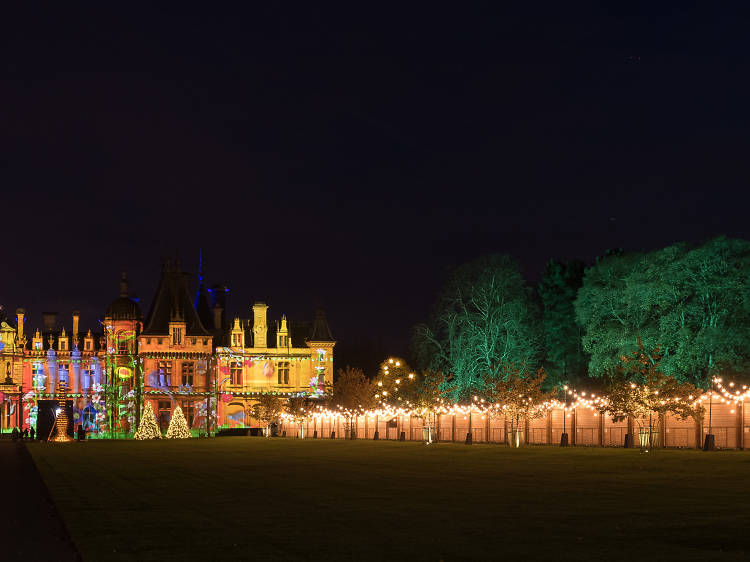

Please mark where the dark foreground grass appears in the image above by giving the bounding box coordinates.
[28,439,750,561]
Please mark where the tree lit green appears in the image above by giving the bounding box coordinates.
[575,237,750,386]
[413,255,542,401]
[538,259,586,388]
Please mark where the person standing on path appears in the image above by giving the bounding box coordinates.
[11,427,18,441]
[23,428,29,440]
[30,427,35,440]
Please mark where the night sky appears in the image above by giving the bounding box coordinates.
[3,6,749,373]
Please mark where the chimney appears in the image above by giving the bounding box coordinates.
[42,312,57,333]
[16,308,25,340]
[72,310,80,336]
[252,302,268,348]
[212,305,223,331]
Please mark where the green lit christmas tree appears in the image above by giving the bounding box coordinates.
[134,402,162,440]
[165,406,191,439]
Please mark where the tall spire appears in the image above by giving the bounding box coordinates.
[120,270,128,298]
[198,249,205,289]
[195,250,213,331]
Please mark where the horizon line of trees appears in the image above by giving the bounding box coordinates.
[408,236,750,399]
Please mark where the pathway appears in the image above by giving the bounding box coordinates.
[0,440,80,561]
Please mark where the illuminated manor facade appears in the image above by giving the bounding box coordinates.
[215,306,335,428]
[0,260,334,436]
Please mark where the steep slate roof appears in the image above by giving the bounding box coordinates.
[309,309,334,342]
[143,261,211,337]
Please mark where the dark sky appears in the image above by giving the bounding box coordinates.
[2,5,750,373]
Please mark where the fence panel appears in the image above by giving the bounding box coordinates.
[576,427,598,445]
[604,426,626,447]
[490,427,506,444]
[528,427,547,444]
[438,427,453,442]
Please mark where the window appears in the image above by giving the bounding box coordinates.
[146,338,151,345]
[277,362,289,385]
[157,338,163,345]
[157,401,171,431]
[203,339,208,345]
[181,362,194,386]
[34,341,42,350]
[229,361,242,385]
[191,338,196,345]
[32,362,45,389]
[85,340,92,351]
[158,361,172,386]
[172,327,182,346]
[182,403,195,428]
[118,338,129,354]
[59,340,67,351]
[279,335,289,347]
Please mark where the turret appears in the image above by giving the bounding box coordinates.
[230,317,245,347]
[58,327,68,351]
[277,315,291,348]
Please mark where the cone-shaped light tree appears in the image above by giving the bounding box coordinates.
[134,402,161,440]
[165,406,191,439]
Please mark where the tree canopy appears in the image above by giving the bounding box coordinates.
[575,237,750,386]
[332,366,375,413]
[538,259,586,387]
[413,254,542,401]
[373,357,420,409]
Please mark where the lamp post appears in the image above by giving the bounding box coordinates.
[703,376,716,451]
[560,385,569,446]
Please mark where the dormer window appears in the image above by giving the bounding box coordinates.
[171,327,183,346]
[59,340,67,351]
[85,340,92,351]
[230,318,244,348]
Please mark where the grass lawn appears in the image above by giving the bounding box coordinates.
[27,439,750,561]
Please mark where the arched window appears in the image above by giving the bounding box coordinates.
[226,403,245,428]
